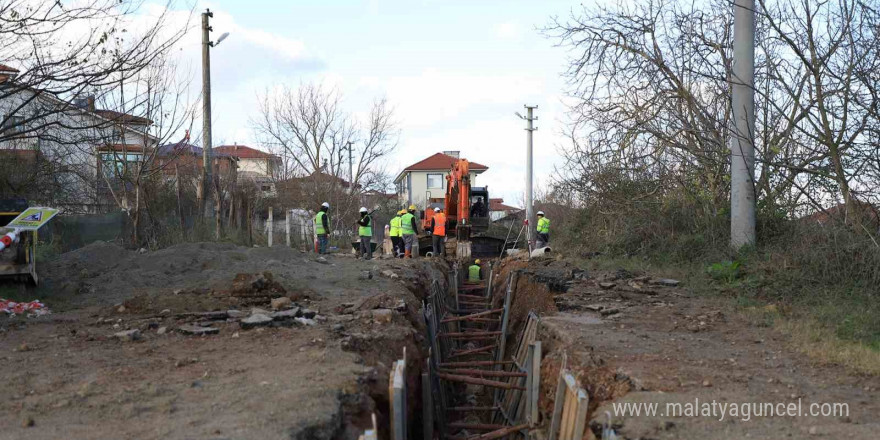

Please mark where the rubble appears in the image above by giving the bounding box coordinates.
[651,278,681,287]
[114,329,141,342]
[177,325,220,336]
[271,307,302,320]
[241,314,273,329]
[295,317,317,326]
[271,297,292,310]
[370,309,393,324]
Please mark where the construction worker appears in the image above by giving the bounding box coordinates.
[536,210,550,249]
[471,197,486,217]
[430,207,447,257]
[357,207,373,260]
[467,259,483,283]
[389,209,404,258]
[314,202,330,254]
[400,205,419,258]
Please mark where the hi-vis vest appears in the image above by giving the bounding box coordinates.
[314,211,328,235]
[389,216,402,237]
[537,217,550,234]
[468,264,481,282]
[433,213,446,236]
[359,215,372,237]
[400,212,415,235]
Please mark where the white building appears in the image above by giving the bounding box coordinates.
[394,151,488,208]
[214,144,282,196]
[0,63,157,212]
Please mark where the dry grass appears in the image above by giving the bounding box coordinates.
[775,318,880,376]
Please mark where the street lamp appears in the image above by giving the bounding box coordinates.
[200,9,230,223]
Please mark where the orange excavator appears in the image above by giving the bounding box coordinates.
[421,159,499,258]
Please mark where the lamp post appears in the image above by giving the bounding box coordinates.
[200,8,230,220]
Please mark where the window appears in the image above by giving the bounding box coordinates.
[1,115,24,137]
[427,173,443,189]
[100,152,142,179]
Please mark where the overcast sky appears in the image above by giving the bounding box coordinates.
[162,0,585,207]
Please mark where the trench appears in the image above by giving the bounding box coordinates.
[342,258,635,440]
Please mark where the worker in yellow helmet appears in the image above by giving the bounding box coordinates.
[536,211,550,249]
[467,259,483,283]
[389,209,404,258]
[400,205,419,258]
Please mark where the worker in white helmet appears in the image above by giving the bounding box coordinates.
[535,210,550,249]
[356,207,373,260]
[314,202,331,254]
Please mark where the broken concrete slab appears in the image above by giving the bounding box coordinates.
[177,324,220,336]
[599,282,617,289]
[227,310,245,319]
[250,307,272,316]
[650,278,681,287]
[380,270,399,280]
[241,314,274,329]
[294,317,316,326]
[300,309,317,319]
[271,307,302,320]
[114,329,141,342]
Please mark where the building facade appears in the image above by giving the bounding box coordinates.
[394,151,488,209]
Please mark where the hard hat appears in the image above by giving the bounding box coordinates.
[398,209,406,215]
[434,207,440,212]
[321,202,330,208]
[475,259,481,264]
[359,207,368,213]
[409,205,416,211]
[537,210,545,216]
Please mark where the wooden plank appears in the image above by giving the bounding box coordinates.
[529,341,541,425]
[422,371,433,440]
[435,372,526,390]
[441,308,504,323]
[441,369,527,378]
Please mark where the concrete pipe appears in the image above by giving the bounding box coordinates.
[530,247,551,258]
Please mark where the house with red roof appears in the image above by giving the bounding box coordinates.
[214,144,281,179]
[394,151,488,208]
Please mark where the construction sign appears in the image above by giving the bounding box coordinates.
[6,207,59,230]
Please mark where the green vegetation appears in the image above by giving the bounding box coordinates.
[557,201,880,374]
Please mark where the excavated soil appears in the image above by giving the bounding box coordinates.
[494,256,879,440]
[0,242,446,440]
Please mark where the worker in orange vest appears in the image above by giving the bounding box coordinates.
[430,207,447,257]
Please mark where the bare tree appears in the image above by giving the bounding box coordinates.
[546,0,880,224]
[252,83,398,192]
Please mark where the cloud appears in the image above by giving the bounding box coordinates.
[493,21,521,40]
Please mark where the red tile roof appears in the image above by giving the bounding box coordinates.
[215,145,279,159]
[402,153,488,172]
[0,64,19,73]
[490,198,519,212]
[94,110,153,125]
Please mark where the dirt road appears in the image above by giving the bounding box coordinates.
[526,260,879,439]
[1,245,877,439]
[0,242,436,440]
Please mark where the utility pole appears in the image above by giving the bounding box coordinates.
[730,0,756,248]
[517,105,538,251]
[347,141,354,193]
[200,9,214,220]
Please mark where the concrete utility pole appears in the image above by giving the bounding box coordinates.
[730,0,756,248]
[347,141,354,193]
[517,105,538,251]
[200,9,214,219]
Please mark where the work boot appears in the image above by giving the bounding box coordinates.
[404,250,411,259]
